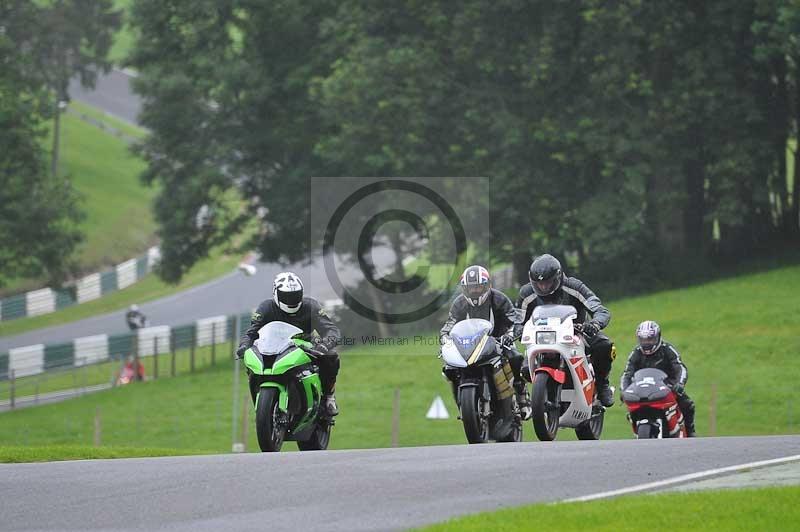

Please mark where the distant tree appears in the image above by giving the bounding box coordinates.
[0,7,84,287]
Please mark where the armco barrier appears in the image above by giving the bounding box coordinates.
[0,312,252,383]
[0,246,161,323]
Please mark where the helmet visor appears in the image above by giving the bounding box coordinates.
[278,290,302,308]
[463,283,488,300]
[638,337,659,355]
[533,277,559,296]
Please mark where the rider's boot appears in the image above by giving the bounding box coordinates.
[683,402,697,437]
[514,381,531,420]
[596,374,614,407]
[323,393,339,416]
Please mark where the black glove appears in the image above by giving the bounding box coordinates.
[314,337,333,355]
[499,332,515,348]
[235,341,250,359]
[582,321,600,339]
[672,382,685,395]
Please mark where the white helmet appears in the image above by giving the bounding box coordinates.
[273,272,304,314]
[636,320,662,356]
[460,265,491,306]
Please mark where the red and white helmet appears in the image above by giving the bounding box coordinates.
[460,265,491,306]
[636,320,662,355]
[273,272,303,314]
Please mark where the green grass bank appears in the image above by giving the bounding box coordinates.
[0,265,798,458]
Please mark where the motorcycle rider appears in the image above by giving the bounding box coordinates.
[620,320,696,437]
[514,254,616,407]
[125,304,147,331]
[236,271,341,416]
[440,265,531,419]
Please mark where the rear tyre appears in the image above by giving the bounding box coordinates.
[636,423,655,439]
[256,388,285,452]
[531,372,559,441]
[460,386,489,444]
[297,422,331,451]
[575,407,604,440]
[497,419,523,442]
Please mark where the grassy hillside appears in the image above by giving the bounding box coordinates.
[1,265,798,455]
[1,105,153,298]
[59,106,155,270]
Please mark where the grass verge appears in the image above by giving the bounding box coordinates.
[417,486,800,531]
[0,445,204,463]
[0,265,797,456]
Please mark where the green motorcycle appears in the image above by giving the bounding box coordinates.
[243,321,333,452]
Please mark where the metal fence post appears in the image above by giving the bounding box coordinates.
[190,333,196,373]
[9,369,15,409]
[170,330,176,378]
[232,314,243,452]
[153,336,159,380]
[229,315,235,359]
[211,322,216,366]
[133,332,140,383]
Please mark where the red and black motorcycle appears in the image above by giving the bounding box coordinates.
[622,368,687,439]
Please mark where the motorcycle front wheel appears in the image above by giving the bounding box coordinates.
[531,372,560,441]
[460,386,489,444]
[256,388,286,452]
[636,423,656,439]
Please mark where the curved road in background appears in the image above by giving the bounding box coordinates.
[1,436,798,531]
[0,255,360,352]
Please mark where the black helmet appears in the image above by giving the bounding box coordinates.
[273,271,304,314]
[528,254,562,297]
[460,265,491,306]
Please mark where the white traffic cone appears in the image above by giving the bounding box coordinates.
[426,395,450,419]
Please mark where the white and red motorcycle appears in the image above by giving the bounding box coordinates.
[521,304,606,441]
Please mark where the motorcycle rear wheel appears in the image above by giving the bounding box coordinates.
[531,372,559,441]
[575,408,604,440]
[256,388,286,452]
[297,422,331,451]
[460,386,489,444]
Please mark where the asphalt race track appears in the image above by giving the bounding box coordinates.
[1,436,798,531]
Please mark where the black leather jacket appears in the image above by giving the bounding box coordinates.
[620,341,688,390]
[240,297,341,349]
[513,275,611,338]
[440,288,517,339]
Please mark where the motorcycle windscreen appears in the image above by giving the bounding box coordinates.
[531,304,578,324]
[255,321,304,355]
[449,319,493,361]
[631,368,670,401]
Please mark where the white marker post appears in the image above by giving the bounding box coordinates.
[426,395,450,419]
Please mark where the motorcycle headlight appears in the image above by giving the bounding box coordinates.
[536,331,557,345]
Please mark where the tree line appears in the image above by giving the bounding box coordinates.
[0,0,119,288]
[129,0,800,294]
[5,1,799,296]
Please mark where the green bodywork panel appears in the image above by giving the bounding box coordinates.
[246,338,322,429]
[257,382,288,410]
[244,338,314,376]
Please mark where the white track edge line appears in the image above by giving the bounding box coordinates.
[560,453,800,503]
